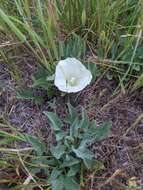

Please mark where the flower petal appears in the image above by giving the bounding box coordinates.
[54,57,92,93]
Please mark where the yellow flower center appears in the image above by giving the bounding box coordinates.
[68,77,77,86]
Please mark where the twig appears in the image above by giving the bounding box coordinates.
[96,169,124,189]
[0,147,33,152]
[124,113,143,137]
[16,149,44,190]
[100,92,122,112]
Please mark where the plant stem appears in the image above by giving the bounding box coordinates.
[80,162,84,187]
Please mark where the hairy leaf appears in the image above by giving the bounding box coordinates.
[64,177,80,190]
[17,90,34,100]
[43,111,62,131]
[51,175,64,190]
[67,164,80,177]
[95,122,112,140]
[72,145,93,168]
[50,144,66,159]
[24,135,45,156]
[65,103,78,124]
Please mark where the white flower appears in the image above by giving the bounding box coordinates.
[54,58,92,93]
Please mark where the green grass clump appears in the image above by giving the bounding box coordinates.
[0,0,142,85]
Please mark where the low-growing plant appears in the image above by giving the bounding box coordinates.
[0,104,111,190]
[42,104,111,190]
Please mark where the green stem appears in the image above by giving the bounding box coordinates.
[80,163,84,187]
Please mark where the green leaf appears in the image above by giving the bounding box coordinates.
[0,160,8,167]
[67,164,80,177]
[80,108,89,130]
[90,120,97,128]
[50,144,66,159]
[0,131,25,142]
[24,135,45,156]
[81,9,86,26]
[63,33,86,58]
[132,73,143,91]
[0,137,17,146]
[64,177,80,190]
[80,120,97,144]
[69,118,80,138]
[106,72,113,80]
[34,65,49,80]
[32,65,52,89]
[46,74,55,81]
[65,103,78,124]
[92,160,105,172]
[32,157,56,167]
[43,111,62,131]
[67,103,77,118]
[95,122,112,140]
[50,169,62,181]
[72,145,93,168]
[34,96,45,105]
[62,155,80,167]
[17,90,34,100]
[27,156,52,175]
[80,121,111,145]
[80,130,96,145]
[0,8,26,42]
[33,77,48,88]
[51,175,64,190]
[55,132,65,141]
[132,64,140,72]
[83,158,95,169]
[87,62,99,81]
[136,47,143,59]
[46,86,56,98]
[65,136,74,143]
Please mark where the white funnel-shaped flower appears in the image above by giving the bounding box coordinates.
[54,58,92,93]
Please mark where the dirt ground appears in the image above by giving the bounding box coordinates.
[0,58,143,190]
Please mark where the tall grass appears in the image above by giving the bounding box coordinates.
[0,0,142,79]
[0,0,59,71]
